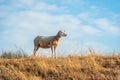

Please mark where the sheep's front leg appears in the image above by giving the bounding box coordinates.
[54,46,57,59]
[51,46,54,58]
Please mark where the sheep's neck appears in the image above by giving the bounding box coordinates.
[55,35,61,41]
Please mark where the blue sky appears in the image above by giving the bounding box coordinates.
[0,0,120,56]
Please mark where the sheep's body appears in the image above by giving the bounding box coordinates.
[34,36,58,48]
[32,30,67,58]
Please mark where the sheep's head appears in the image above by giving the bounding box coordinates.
[57,30,67,37]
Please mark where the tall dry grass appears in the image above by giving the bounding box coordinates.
[0,49,120,80]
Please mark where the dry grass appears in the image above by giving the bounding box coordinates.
[0,50,120,80]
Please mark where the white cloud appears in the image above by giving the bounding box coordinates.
[94,18,120,35]
[90,6,97,10]
[79,12,120,36]
[0,0,64,13]
[34,2,58,11]
[61,0,83,4]
[12,0,34,7]
[79,12,91,20]
[81,25,101,35]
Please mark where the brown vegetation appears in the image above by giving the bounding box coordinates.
[0,50,120,80]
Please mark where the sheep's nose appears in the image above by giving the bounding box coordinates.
[65,34,67,36]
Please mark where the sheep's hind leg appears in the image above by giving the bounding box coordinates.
[33,46,39,56]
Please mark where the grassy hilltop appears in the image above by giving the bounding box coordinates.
[0,50,120,80]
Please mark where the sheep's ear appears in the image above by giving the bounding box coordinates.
[58,30,61,32]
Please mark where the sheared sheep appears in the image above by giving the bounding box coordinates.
[32,30,67,58]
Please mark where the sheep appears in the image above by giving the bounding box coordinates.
[32,30,67,58]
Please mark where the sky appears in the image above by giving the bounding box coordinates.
[0,0,120,56]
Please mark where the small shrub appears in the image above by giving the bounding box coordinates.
[0,49,28,59]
